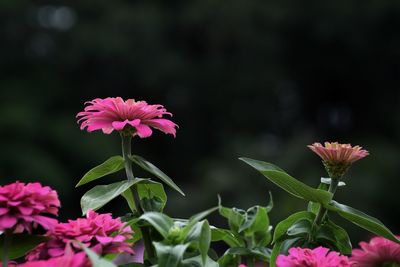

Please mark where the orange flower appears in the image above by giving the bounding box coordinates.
[308,142,369,178]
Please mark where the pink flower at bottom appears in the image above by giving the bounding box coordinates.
[20,251,89,267]
[276,246,352,267]
[0,181,60,233]
[26,210,134,261]
[351,236,400,266]
[77,97,178,138]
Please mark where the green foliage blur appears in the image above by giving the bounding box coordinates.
[1,0,399,244]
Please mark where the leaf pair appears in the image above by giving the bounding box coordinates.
[138,207,218,267]
[76,154,184,215]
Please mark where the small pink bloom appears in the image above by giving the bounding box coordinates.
[308,142,369,165]
[77,97,178,138]
[351,235,400,266]
[276,246,352,267]
[20,251,89,267]
[26,210,134,261]
[0,182,60,233]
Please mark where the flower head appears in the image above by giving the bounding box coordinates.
[351,235,400,266]
[308,142,369,178]
[27,210,134,261]
[77,97,178,138]
[20,251,88,267]
[0,182,60,233]
[276,246,352,267]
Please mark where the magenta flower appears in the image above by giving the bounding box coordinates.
[308,142,369,165]
[77,97,178,138]
[20,251,88,267]
[0,182,60,233]
[351,235,400,266]
[27,210,134,261]
[276,246,352,267]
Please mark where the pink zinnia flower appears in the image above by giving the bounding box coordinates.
[308,142,369,165]
[276,246,352,267]
[20,250,88,267]
[27,210,134,261]
[351,235,400,266]
[0,182,60,233]
[76,97,178,138]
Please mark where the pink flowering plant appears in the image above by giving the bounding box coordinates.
[1,97,399,267]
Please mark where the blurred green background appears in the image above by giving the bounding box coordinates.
[1,0,399,245]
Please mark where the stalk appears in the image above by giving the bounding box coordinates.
[2,230,12,267]
[121,135,155,260]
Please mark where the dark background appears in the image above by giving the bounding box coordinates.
[1,0,399,246]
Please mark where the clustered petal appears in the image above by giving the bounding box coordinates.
[20,248,89,267]
[26,210,134,261]
[0,182,60,233]
[351,235,400,266]
[276,246,352,267]
[308,142,369,165]
[76,97,178,138]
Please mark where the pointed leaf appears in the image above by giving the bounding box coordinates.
[316,220,352,255]
[181,255,219,267]
[129,155,185,196]
[139,212,174,239]
[211,227,243,247]
[153,242,190,267]
[273,211,315,243]
[185,220,211,265]
[81,179,144,215]
[325,201,400,244]
[136,181,167,212]
[76,156,125,187]
[81,245,117,267]
[240,157,332,204]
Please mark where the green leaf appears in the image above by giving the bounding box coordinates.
[188,206,219,224]
[269,241,283,267]
[139,212,174,239]
[121,188,137,212]
[129,154,185,196]
[222,247,271,261]
[153,242,190,267]
[239,157,286,172]
[81,179,144,215]
[76,156,125,187]
[81,245,117,267]
[240,157,332,204]
[185,220,211,265]
[137,181,167,212]
[307,183,329,215]
[0,234,48,260]
[272,211,315,244]
[181,255,219,267]
[316,220,352,255]
[325,201,400,244]
[211,227,243,247]
[286,219,312,237]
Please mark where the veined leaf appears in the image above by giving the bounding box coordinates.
[325,201,400,244]
[76,156,125,187]
[129,155,185,196]
[240,157,332,204]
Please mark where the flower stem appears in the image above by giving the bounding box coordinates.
[310,178,340,240]
[2,230,12,267]
[121,135,155,261]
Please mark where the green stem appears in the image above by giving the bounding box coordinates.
[2,230,12,267]
[121,135,156,261]
[309,178,340,242]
